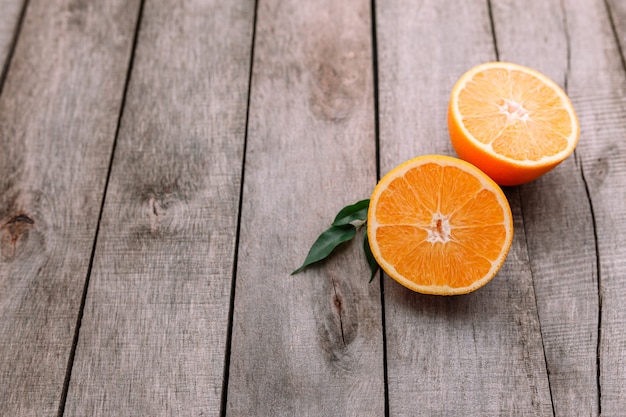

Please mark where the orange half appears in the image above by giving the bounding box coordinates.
[368,155,513,295]
[448,62,579,185]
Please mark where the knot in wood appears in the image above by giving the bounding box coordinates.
[1,213,35,258]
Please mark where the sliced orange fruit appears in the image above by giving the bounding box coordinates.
[367,155,513,295]
[448,62,579,185]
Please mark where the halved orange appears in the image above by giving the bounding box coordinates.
[448,62,579,186]
[367,155,513,295]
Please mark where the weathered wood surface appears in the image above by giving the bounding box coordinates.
[225,0,384,415]
[62,1,255,416]
[568,0,626,413]
[0,0,140,415]
[0,0,24,85]
[1,0,626,415]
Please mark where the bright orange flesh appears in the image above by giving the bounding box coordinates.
[368,155,513,295]
[448,62,579,185]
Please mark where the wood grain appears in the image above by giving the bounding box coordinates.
[0,0,24,82]
[490,0,599,415]
[375,0,553,414]
[0,0,140,415]
[566,0,626,413]
[225,0,384,415]
[62,1,255,416]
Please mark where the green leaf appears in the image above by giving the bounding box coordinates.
[291,224,357,275]
[363,229,379,282]
[332,199,370,227]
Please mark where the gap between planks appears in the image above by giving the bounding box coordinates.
[219,0,260,415]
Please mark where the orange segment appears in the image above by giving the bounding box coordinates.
[448,62,579,185]
[368,155,513,295]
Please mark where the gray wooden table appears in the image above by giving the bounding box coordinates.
[1,0,625,415]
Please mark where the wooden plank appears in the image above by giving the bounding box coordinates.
[565,0,626,413]
[226,0,384,415]
[0,0,24,80]
[0,1,140,416]
[489,1,599,415]
[375,0,553,414]
[62,1,255,415]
